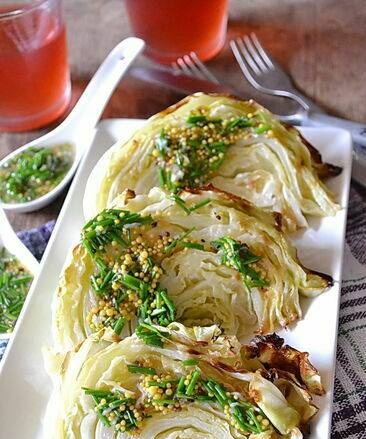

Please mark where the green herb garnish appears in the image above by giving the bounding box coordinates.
[182,359,199,366]
[121,273,149,299]
[224,116,252,132]
[85,362,271,435]
[189,198,211,212]
[186,114,208,125]
[82,387,138,431]
[211,237,268,291]
[135,322,169,347]
[127,364,157,375]
[113,316,126,335]
[164,228,195,254]
[255,124,270,134]
[139,287,176,327]
[82,208,178,335]
[0,144,73,203]
[147,379,177,388]
[153,110,271,193]
[170,195,211,215]
[170,194,191,214]
[82,209,153,256]
[0,248,33,333]
[181,242,204,250]
[186,369,201,396]
[155,131,169,156]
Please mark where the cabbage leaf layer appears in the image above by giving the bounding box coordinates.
[44,323,324,439]
[84,93,340,231]
[54,187,331,352]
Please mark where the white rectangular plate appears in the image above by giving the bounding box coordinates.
[0,119,352,439]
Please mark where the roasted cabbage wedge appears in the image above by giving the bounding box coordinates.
[83,93,340,231]
[54,187,331,352]
[44,323,324,439]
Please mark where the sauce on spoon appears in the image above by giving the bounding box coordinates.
[0,143,74,203]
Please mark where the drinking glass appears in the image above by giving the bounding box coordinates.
[0,0,70,132]
[125,0,229,64]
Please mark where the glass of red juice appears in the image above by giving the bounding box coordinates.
[124,0,229,64]
[0,0,70,132]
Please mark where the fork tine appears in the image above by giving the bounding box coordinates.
[171,61,181,74]
[231,35,311,113]
[176,57,192,76]
[189,52,220,84]
[235,37,261,75]
[173,52,220,84]
[183,54,206,80]
[229,39,261,89]
[250,33,275,70]
[243,35,268,73]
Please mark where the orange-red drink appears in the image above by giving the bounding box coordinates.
[0,0,70,132]
[125,0,229,64]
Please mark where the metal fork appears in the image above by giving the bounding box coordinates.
[172,52,220,84]
[230,34,312,113]
[173,51,307,124]
[230,33,366,146]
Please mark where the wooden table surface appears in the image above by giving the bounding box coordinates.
[1,0,366,232]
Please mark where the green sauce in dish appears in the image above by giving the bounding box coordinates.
[0,143,74,203]
[0,248,33,333]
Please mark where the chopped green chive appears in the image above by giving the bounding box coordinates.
[188,198,211,212]
[121,274,149,299]
[159,289,176,321]
[224,117,252,132]
[155,131,169,156]
[211,236,268,291]
[113,316,125,335]
[177,376,186,394]
[164,228,195,254]
[147,380,177,388]
[82,387,112,398]
[83,387,138,430]
[186,115,208,125]
[182,359,199,366]
[186,370,201,396]
[181,242,204,250]
[151,398,176,405]
[255,123,270,134]
[209,141,227,152]
[127,364,157,375]
[170,195,211,215]
[170,194,191,214]
[135,322,169,347]
[82,209,153,256]
[158,166,167,186]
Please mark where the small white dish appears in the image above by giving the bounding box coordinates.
[0,37,145,213]
[0,207,39,339]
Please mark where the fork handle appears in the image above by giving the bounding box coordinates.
[306,112,366,146]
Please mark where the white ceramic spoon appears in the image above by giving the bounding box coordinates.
[0,207,39,339]
[0,37,145,213]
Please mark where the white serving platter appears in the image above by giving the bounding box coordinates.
[0,119,352,439]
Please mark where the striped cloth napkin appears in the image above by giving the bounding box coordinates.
[332,184,366,438]
[0,184,365,438]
